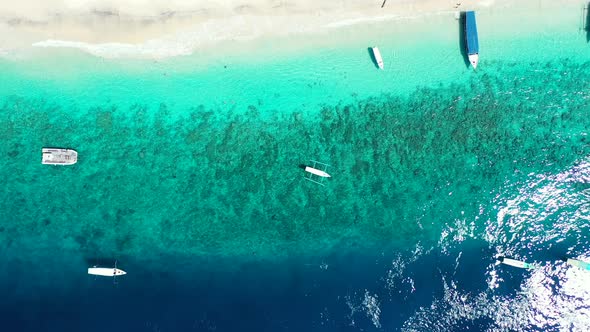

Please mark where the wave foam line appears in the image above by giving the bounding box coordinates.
[31,39,193,59]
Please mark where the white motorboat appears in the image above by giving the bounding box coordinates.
[500,257,535,269]
[88,267,127,277]
[371,47,384,70]
[42,148,78,165]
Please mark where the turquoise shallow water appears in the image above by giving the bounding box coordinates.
[3,59,588,256]
[2,3,590,331]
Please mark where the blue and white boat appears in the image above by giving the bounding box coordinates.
[464,11,479,69]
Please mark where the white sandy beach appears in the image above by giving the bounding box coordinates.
[0,0,584,58]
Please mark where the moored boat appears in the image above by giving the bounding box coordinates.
[42,148,78,165]
[500,257,535,269]
[303,160,331,186]
[88,267,127,277]
[371,47,384,69]
[464,11,479,69]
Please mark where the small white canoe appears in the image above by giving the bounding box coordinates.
[88,267,127,277]
[567,258,590,270]
[500,257,535,269]
[371,47,384,70]
[305,166,331,178]
[42,148,78,165]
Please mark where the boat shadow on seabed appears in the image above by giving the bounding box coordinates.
[584,3,590,42]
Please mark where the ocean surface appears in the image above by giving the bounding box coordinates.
[2,3,590,331]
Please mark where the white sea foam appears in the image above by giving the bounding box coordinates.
[30,11,327,59]
[344,293,360,327]
[402,254,590,331]
[31,14,271,59]
[385,243,426,290]
[344,289,382,329]
[485,157,590,254]
[401,275,529,331]
[438,216,476,254]
[32,39,193,59]
[362,290,382,329]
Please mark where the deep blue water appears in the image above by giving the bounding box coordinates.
[2,232,588,332]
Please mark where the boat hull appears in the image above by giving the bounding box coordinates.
[305,166,331,178]
[88,267,127,277]
[371,47,384,70]
[464,11,479,69]
[468,54,479,70]
[42,148,78,165]
[501,258,534,269]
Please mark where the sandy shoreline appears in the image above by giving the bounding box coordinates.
[0,0,488,58]
[0,0,584,59]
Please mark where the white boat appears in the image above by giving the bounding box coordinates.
[500,257,535,269]
[88,267,127,277]
[304,166,331,178]
[42,148,77,165]
[303,160,331,186]
[371,47,384,69]
[567,258,590,271]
